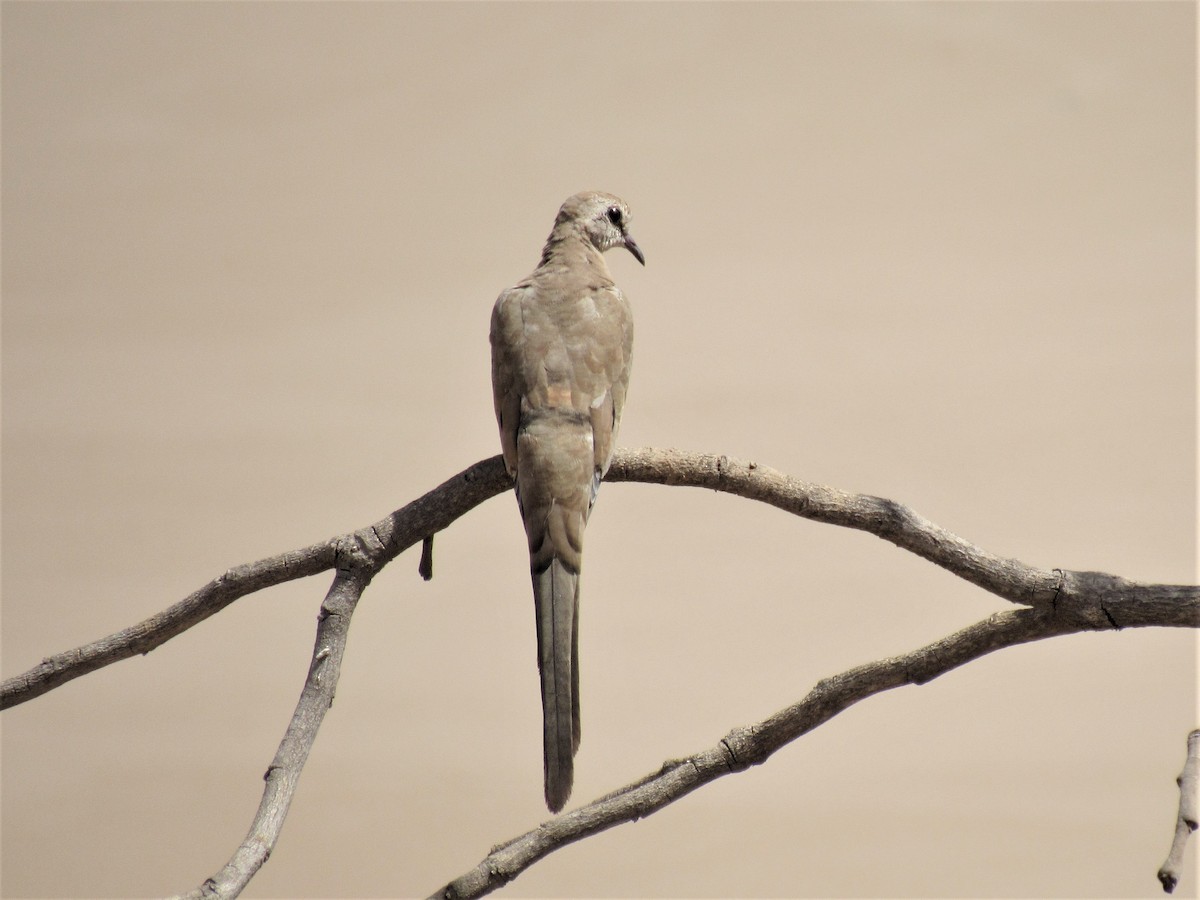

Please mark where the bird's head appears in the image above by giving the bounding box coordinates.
[557,191,645,266]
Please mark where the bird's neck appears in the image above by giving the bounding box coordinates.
[537,227,609,277]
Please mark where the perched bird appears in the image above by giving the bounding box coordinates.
[490,191,642,812]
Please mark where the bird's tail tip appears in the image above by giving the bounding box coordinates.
[535,556,580,814]
[544,769,572,813]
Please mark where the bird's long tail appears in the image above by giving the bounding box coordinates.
[533,554,580,813]
[516,415,593,812]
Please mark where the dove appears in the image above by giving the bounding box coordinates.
[490,191,642,812]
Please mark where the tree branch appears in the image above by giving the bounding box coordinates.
[431,588,1195,899]
[0,456,509,711]
[173,567,372,900]
[9,448,1192,713]
[606,448,1064,606]
[3,447,1195,900]
[0,541,334,710]
[1158,729,1200,893]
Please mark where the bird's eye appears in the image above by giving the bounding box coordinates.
[606,207,624,227]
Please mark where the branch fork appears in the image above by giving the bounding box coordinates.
[2,448,1195,899]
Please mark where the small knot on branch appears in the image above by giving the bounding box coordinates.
[714,454,729,488]
[720,725,763,771]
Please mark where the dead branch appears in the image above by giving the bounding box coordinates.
[430,607,1071,899]
[0,456,508,711]
[173,568,371,900]
[1158,729,1200,893]
[2,447,1195,900]
[7,449,1192,713]
[433,578,1196,898]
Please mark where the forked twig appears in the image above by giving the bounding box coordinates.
[3,449,1195,899]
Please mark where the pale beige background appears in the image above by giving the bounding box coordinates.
[2,2,1196,898]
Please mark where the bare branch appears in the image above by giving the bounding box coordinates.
[172,567,371,900]
[1158,729,1200,893]
[430,593,1194,900]
[3,447,1195,900]
[6,449,1195,711]
[605,448,1065,606]
[0,542,334,710]
[10,448,1192,715]
[0,456,509,711]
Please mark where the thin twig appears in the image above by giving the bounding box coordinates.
[1158,729,1200,893]
[9,449,1193,711]
[0,542,335,710]
[3,448,1196,900]
[605,448,1064,606]
[431,588,1196,900]
[0,456,509,711]
[173,566,372,900]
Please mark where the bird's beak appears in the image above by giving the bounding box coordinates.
[623,234,646,266]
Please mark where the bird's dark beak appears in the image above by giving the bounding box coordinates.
[623,234,646,266]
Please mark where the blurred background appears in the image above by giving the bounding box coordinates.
[2,3,1195,897]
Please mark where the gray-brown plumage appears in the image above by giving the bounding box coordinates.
[490,191,641,813]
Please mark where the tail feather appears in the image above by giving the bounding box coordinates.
[516,417,592,812]
[534,557,579,813]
